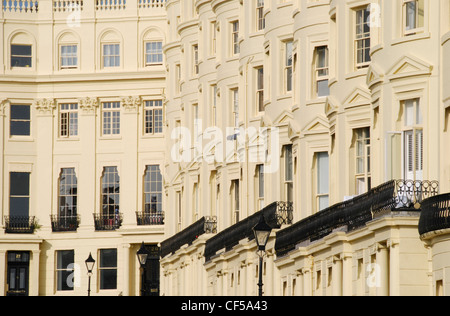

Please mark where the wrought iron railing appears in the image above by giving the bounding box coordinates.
[50,215,80,232]
[4,216,36,234]
[419,193,450,236]
[93,213,123,231]
[204,201,293,262]
[275,180,439,257]
[160,216,217,258]
[136,211,165,226]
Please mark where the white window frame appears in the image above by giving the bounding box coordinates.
[314,46,329,98]
[355,7,371,69]
[256,67,264,113]
[315,152,329,212]
[354,128,371,195]
[231,21,240,56]
[59,103,78,138]
[402,0,425,36]
[60,44,78,70]
[102,43,120,68]
[256,0,265,31]
[285,41,293,92]
[402,98,423,181]
[144,100,163,135]
[193,44,199,75]
[145,41,163,66]
[102,102,121,136]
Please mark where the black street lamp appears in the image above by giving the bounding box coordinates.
[137,242,149,296]
[85,252,95,297]
[253,215,272,297]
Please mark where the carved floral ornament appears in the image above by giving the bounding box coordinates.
[78,97,99,114]
[120,96,141,112]
[33,98,57,114]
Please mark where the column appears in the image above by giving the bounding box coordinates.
[30,249,40,296]
[120,97,139,228]
[333,256,343,296]
[122,244,130,296]
[79,98,98,231]
[0,250,6,296]
[377,244,389,296]
[35,100,56,229]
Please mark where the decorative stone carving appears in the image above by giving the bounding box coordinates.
[79,97,99,114]
[121,96,141,113]
[33,98,57,115]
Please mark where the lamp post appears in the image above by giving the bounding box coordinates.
[85,252,95,297]
[137,242,149,296]
[253,215,272,297]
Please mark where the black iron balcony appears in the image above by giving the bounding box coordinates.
[419,193,450,236]
[93,213,123,231]
[204,201,293,262]
[4,216,36,234]
[275,179,439,258]
[50,215,80,232]
[136,211,165,226]
[160,216,217,258]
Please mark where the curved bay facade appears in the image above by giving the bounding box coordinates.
[1,0,450,296]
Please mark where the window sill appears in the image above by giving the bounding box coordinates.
[9,136,34,142]
[142,133,164,139]
[306,98,327,107]
[57,137,80,142]
[344,68,368,81]
[391,32,430,46]
[99,136,122,141]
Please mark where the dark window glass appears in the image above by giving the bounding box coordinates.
[10,105,30,136]
[11,45,32,68]
[99,249,117,290]
[9,172,30,218]
[56,250,75,291]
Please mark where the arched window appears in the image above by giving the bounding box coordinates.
[58,32,80,70]
[10,32,35,69]
[99,30,122,69]
[142,28,164,67]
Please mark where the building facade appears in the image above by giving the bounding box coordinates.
[0,0,167,296]
[1,0,450,297]
[159,0,450,297]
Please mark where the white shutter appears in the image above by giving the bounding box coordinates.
[404,130,414,180]
[415,129,423,180]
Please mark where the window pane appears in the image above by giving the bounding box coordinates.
[317,80,330,97]
[11,105,30,120]
[10,172,30,196]
[9,197,29,217]
[100,269,117,290]
[57,250,74,269]
[11,45,32,56]
[317,152,329,195]
[57,270,74,291]
[100,249,117,268]
[11,121,30,136]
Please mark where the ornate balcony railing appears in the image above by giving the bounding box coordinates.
[2,0,166,17]
[93,213,123,231]
[204,201,293,262]
[160,216,217,258]
[275,180,439,257]
[136,211,165,226]
[53,0,83,12]
[50,215,80,232]
[138,0,166,9]
[4,216,36,234]
[419,193,450,236]
[3,0,39,13]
